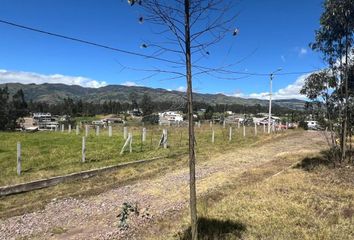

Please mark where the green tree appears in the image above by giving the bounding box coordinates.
[140,94,154,117]
[309,0,354,163]
[0,86,10,130]
[204,105,214,120]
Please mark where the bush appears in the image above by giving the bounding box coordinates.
[142,114,159,124]
[299,120,308,130]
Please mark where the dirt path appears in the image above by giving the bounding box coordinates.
[0,131,327,240]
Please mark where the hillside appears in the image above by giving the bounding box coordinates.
[0,83,305,110]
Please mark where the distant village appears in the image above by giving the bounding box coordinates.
[18,109,313,132]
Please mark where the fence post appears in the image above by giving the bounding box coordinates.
[76,125,79,135]
[61,124,64,132]
[254,123,257,136]
[108,125,112,137]
[286,122,288,130]
[243,124,246,137]
[163,129,168,149]
[85,125,89,137]
[120,133,132,155]
[210,121,212,128]
[212,129,215,143]
[238,121,240,129]
[68,124,72,133]
[263,124,266,133]
[82,136,86,162]
[17,142,21,176]
[129,133,133,153]
[223,120,226,128]
[82,136,86,163]
[142,128,146,142]
[124,127,128,140]
[198,121,201,128]
[96,125,100,136]
[229,126,232,142]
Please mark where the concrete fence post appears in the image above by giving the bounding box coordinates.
[238,121,240,129]
[61,124,64,132]
[223,120,226,128]
[210,121,212,128]
[243,124,246,137]
[123,127,128,140]
[120,133,132,155]
[76,125,79,135]
[212,129,215,143]
[82,136,86,163]
[129,133,133,153]
[198,121,201,128]
[17,142,21,176]
[68,124,72,133]
[96,126,100,136]
[163,129,168,149]
[142,128,146,142]
[263,124,266,133]
[85,125,89,137]
[108,125,112,137]
[229,127,232,142]
[254,123,257,136]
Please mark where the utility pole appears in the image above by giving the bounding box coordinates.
[268,68,282,134]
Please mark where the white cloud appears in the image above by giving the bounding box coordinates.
[176,86,186,92]
[299,47,308,56]
[0,69,107,88]
[281,55,286,62]
[230,73,311,100]
[121,81,140,87]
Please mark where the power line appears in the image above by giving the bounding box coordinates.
[0,18,320,77]
[0,19,182,65]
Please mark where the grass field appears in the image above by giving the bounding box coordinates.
[188,160,354,239]
[0,124,267,186]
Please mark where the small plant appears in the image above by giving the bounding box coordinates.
[117,202,139,229]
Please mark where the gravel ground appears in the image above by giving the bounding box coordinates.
[0,131,326,240]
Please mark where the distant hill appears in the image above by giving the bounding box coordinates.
[0,83,305,110]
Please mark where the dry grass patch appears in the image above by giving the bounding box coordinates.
[192,163,354,239]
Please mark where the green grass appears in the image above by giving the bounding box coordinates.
[0,124,271,186]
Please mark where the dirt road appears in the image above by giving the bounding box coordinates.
[0,131,327,239]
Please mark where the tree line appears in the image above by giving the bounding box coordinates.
[27,93,296,117]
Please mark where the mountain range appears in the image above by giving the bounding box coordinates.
[0,83,306,110]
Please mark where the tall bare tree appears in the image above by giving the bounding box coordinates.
[127,1,238,238]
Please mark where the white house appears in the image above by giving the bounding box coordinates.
[32,113,59,130]
[254,116,281,125]
[306,120,319,130]
[159,111,183,125]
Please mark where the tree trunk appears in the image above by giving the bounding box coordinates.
[184,0,198,239]
[342,25,350,164]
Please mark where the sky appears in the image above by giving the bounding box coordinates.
[0,0,326,100]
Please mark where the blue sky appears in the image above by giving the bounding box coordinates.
[0,0,325,99]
